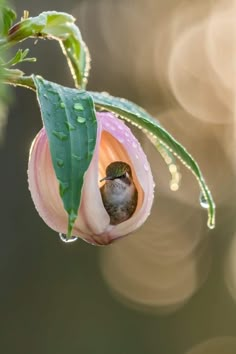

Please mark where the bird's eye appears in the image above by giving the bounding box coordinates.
[119,172,129,179]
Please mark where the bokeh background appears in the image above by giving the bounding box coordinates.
[1,0,236,353]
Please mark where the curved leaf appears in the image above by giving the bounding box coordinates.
[6,12,90,88]
[34,76,97,237]
[90,91,215,229]
[0,3,16,36]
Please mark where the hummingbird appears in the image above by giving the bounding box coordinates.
[100,161,138,225]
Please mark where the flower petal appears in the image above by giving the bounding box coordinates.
[28,111,154,245]
[28,127,110,241]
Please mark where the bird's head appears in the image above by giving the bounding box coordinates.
[100,161,133,183]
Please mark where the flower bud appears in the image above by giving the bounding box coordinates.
[28,112,154,245]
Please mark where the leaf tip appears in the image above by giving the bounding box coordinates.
[66,209,78,239]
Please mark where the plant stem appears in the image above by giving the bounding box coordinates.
[3,73,36,91]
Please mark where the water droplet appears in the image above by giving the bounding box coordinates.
[53,131,68,141]
[43,94,48,99]
[207,222,215,230]
[199,193,209,209]
[72,154,82,161]
[60,102,65,108]
[59,181,69,197]
[78,93,87,100]
[56,158,64,167]
[74,103,83,111]
[77,116,86,123]
[47,88,57,94]
[169,164,177,173]
[125,132,129,137]
[135,154,139,159]
[118,124,123,130]
[65,122,76,131]
[132,142,137,148]
[59,233,78,243]
[118,138,124,143]
[144,163,149,172]
[170,182,179,191]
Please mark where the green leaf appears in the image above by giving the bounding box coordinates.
[33,76,97,238]
[0,4,16,36]
[3,49,36,67]
[90,91,216,230]
[6,11,90,89]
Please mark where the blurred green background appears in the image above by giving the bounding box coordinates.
[1,0,236,353]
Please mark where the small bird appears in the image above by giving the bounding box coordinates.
[100,161,138,225]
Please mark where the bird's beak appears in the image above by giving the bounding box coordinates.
[100,176,113,182]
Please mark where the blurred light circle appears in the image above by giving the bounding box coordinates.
[141,108,235,207]
[206,3,236,93]
[168,21,232,123]
[224,233,236,302]
[100,201,211,313]
[185,336,236,354]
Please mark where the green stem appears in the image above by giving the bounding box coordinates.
[3,72,35,91]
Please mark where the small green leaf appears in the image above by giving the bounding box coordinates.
[0,4,16,36]
[3,48,36,67]
[90,91,216,229]
[34,76,97,238]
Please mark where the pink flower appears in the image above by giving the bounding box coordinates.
[28,112,154,245]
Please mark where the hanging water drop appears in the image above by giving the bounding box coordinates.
[207,222,215,230]
[59,233,78,243]
[199,193,209,209]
